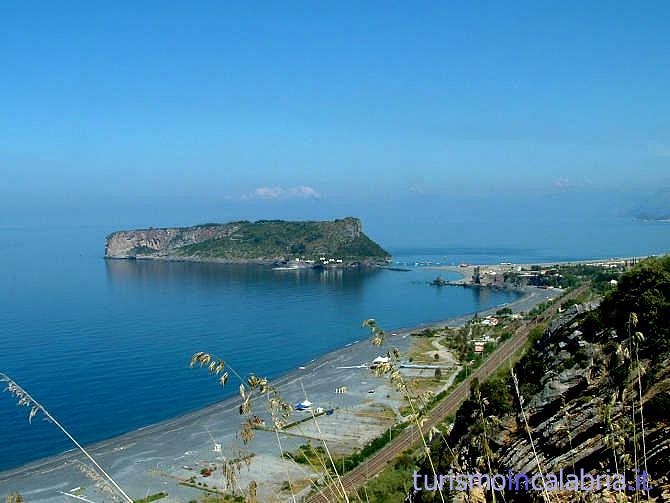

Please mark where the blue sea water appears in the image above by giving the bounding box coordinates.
[1,215,669,472]
[0,225,522,472]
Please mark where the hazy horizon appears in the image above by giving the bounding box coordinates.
[2,2,670,251]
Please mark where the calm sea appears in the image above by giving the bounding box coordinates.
[1,216,669,472]
[0,224,524,472]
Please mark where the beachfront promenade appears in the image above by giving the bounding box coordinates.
[307,285,588,502]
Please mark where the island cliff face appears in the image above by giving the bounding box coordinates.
[105,217,390,265]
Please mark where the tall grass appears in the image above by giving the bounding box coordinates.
[361,319,445,503]
[510,369,552,503]
[0,372,132,503]
[628,313,650,500]
[189,352,353,502]
[190,318,450,502]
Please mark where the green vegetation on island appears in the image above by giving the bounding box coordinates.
[105,217,390,265]
[176,220,387,261]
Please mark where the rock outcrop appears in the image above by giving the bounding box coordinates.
[105,224,238,258]
[492,313,670,500]
[414,301,670,501]
[105,217,389,264]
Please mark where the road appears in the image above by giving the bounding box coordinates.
[307,285,588,502]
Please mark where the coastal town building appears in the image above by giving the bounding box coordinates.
[472,266,504,286]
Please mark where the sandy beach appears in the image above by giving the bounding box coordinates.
[0,284,560,503]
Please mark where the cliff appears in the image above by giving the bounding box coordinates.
[414,257,670,501]
[105,217,390,264]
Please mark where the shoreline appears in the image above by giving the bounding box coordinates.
[427,255,647,270]
[425,255,646,289]
[104,255,389,270]
[0,284,559,501]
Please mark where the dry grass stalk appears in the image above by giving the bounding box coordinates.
[298,380,351,503]
[190,352,298,502]
[4,493,24,503]
[0,372,132,503]
[510,369,552,503]
[629,312,650,500]
[362,320,444,503]
[75,461,121,501]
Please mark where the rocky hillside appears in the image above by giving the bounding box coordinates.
[105,217,390,264]
[413,257,670,502]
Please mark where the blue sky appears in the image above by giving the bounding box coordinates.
[1,1,669,244]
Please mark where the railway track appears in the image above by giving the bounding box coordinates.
[307,286,588,502]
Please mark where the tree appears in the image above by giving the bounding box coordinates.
[600,256,670,356]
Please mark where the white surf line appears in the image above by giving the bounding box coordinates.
[58,491,99,503]
[336,365,367,369]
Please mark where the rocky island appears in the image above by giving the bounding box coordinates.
[105,217,390,266]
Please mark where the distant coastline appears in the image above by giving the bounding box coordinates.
[104,253,385,269]
[636,215,670,222]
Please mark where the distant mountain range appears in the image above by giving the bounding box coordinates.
[631,188,670,221]
[105,217,390,265]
